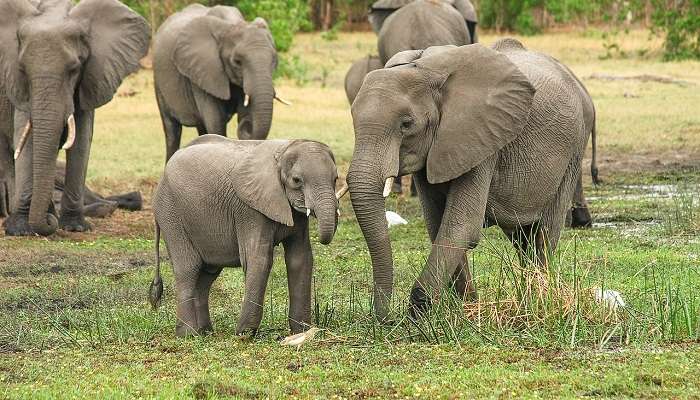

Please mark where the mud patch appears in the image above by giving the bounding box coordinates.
[0,294,92,312]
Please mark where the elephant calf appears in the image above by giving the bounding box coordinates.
[149,135,345,336]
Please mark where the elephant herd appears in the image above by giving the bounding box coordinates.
[0,0,601,336]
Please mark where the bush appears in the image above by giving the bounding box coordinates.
[232,0,311,52]
[652,0,700,60]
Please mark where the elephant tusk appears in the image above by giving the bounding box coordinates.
[382,177,394,198]
[337,209,341,216]
[335,181,348,199]
[306,208,311,217]
[13,120,31,160]
[244,94,250,107]
[62,114,76,150]
[274,95,292,106]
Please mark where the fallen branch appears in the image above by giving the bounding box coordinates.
[585,73,693,87]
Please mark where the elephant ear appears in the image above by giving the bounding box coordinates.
[0,0,38,111]
[385,46,457,68]
[172,16,237,100]
[231,140,294,227]
[368,0,411,33]
[415,44,536,184]
[69,0,150,110]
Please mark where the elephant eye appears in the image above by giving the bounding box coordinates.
[292,176,303,186]
[400,117,414,132]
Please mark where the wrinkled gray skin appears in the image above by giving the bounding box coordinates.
[345,56,383,105]
[347,40,595,320]
[369,0,478,42]
[154,4,279,161]
[150,135,340,336]
[0,0,150,236]
[377,1,472,64]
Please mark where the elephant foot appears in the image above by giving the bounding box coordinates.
[59,212,93,232]
[199,323,214,335]
[409,180,417,197]
[84,201,118,218]
[570,205,592,229]
[106,191,143,211]
[175,322,200,338]
[4,213,34,236]
[408,286,432,320]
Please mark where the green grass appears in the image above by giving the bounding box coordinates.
[2,29,700,398]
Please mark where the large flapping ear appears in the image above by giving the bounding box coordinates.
[0,0,38,111]
[415,44,536,184]
[230,140,294,226]
[69,0,150,110]
[206,5,244,22]
[172,15,238,100]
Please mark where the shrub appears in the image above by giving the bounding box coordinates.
[233,0,311,52]
[652,0,700,60]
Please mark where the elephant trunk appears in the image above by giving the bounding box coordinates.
[28,79,64,236]
[244,68,274,140]
[347,136,397,321]
[313,187,338,245]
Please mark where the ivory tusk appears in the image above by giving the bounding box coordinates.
[244,94,250,107]
[62,114,76,150]
[306,208,311,217]
[335,181,348,199]
[274,95,292,106]
[337,209,341,216]
[382,177,394,198]
[13,120,31,160]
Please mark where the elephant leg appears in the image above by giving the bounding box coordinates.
[414,170,476,302]
[392,176,402,193]
[236,102,253,140]
[195,264,222,334]
[165,234,203,337]
[193,87,228,137]
[59,109,94,232]
[105,192,143,211]
[236,234,274,335]
[570,169,592,228]
[410,162,494,316]
[5,111,33,235]
[163,115,182,162]
[507,223,542,267]
[283,229,313,334]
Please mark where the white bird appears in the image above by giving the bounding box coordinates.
[280,327,321,351]
[593,287,626,310]
[385,210,408,227]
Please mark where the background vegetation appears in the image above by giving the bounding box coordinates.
[122,0,700,61]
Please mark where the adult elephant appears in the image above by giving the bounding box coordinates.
[347,40,594,320]
[344,55,383,105]
[369,0,478,43]
[154,4,287,161]
[0,0,150,236]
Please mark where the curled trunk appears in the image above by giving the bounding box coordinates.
[314,188,338,245]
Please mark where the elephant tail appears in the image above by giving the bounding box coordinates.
[149,221,164,310]
[590,114,600,186]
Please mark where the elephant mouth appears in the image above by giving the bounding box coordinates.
[293,204,315,217]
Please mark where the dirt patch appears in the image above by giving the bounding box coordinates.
[585,150,700,181]
[0,294,92,312]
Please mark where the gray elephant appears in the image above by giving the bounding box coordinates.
[0,0,150,236]
[369,0,478,42]
[346,40,595,320]
[154,5,287,162]
[149,135,345,336]
[345,55,383,105]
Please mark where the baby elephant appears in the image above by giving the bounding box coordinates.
[149,135,345,336]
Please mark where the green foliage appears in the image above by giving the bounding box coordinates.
[232,0,311,52]
[652,0,700,60]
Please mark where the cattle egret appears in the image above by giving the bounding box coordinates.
[593,287,626,310]
[386,211,408,227]
[280,327,321,351]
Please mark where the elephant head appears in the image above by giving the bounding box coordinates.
[347,44,535,319]
[231,140,342,245]
[0,0,149,235]
[369,0,477,41]
[173,12,278,140]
